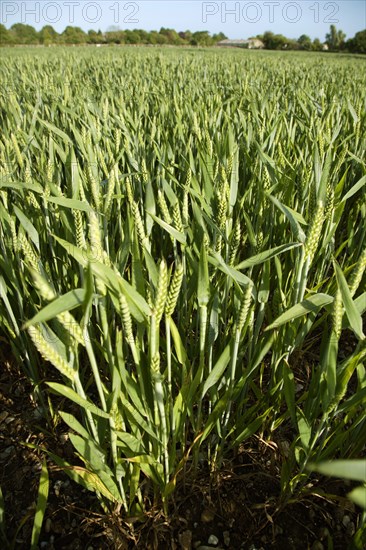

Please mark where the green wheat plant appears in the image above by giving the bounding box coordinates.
[0,46,365,522]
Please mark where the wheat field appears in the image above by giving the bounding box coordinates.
[0,46,365,546]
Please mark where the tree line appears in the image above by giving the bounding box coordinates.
[257,26,365,52]
[0,23,365,53]
[0,25,226,46]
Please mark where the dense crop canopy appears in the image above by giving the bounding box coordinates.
[0,47,365,520]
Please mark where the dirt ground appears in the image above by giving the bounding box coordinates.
[0,352,364,550]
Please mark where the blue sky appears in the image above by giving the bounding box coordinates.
[1,1,365,40]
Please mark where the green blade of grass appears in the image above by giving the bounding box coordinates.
[30,458,49,550]
[47,382,110,419]
[334,260,364,340]
[309,460,366,482]
[23,289,86,328]
[265,293,334,331]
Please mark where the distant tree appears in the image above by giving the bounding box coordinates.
[179,31,192,43]
[159,28,184,45]
[261,31,273,48]
[191,31,213,46]
[105,30,122,44]
[39,25,58,45]
[298,34,312,50]
[157,32,169,45]
[212,32,227,43]
[147,31,165,45]
[346,29,366,53]
[325,25,346,50]
[262,31,288,50]
[137,29,151,44]
[125,30,141,44]
[285,39,299,50]
[312,38,323,51]
[10,23,39,44]
[0,24,13,45]
[87,30,99,44]
[61,26,86,44]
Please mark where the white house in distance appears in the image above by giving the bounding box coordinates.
[217,38,265,49]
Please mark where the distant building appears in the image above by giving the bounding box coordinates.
[217,38,264,49]
[322,43,329,51]
[246,38,265,49]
